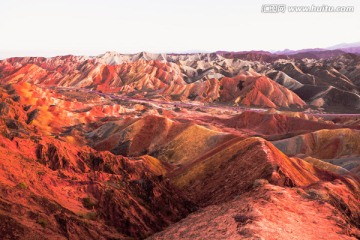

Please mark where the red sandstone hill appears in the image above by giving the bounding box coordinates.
[223,110,338,136]
[149,180,359,240]
[0,82,360,239]
[273,128,360,177]
[1,60,185,93]
[150,181,360,240]
[1,52,359,111]
[82,109,360,228]
[0,85,195,239]
[167,137,356,206]
[219,75,306,108]
[0,52,360,239]
[0,55,309,110]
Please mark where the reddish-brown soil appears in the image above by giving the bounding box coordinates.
[0,52,360,239]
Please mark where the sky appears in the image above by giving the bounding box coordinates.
[0,0,359,58]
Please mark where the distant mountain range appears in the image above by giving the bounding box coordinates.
[274,41,360,55]
[1,47,359,112]
[2,42,360,61]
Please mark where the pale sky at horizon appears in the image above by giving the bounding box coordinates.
[0,0,359,59]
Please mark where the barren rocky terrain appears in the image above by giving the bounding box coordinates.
[0,50,359,239]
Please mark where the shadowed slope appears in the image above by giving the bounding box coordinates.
[0,85,195,239]
[273,128,360,159]
[149,182,360,240]
[169,137,341,206]
[220,75,306,108]
[273,128,360,177]
[222,111,338,136]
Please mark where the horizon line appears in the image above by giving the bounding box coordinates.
[1,41,360,60]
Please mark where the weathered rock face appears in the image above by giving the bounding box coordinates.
[0,136,195,239]
[149,181,360,240]
[1,51,359,111]
[1,50,360,239]
[273,128,360,178]
[167,137,347,206]
[221,110,339,136]
[0,86,195,239]
[219,74,306,108]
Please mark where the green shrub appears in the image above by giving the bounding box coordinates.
[79,212,97,221]
[36,217,48,228]
[17,182,27,189]
[82,197,97,209]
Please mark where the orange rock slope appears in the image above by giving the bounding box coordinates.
[0,52,360,239]
[0,84,195,239]
[220,74,306,108]
[150,181,360,240]
[0,56,307,109]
